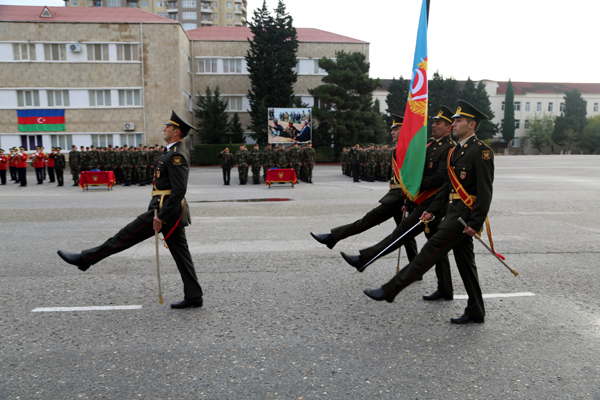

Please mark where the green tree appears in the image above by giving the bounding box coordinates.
[459,78,498,140]
[195,86,230,144]
[524,113,554,154]
[581,115,600,154]
[373,98,389,144]
[246,0,298,145]
[309,50,384,151]
[501,79,515,143]
[553,88,588,152]
[428,71,460,135]
[228,113,246,144]
[384,76,409,128]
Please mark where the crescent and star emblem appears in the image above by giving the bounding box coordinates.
[37,117,45,124]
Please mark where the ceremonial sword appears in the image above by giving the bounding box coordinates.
[458,217,518,277]
[358,216,433,273]
[155,209,164,304]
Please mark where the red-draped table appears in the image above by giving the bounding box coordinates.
[266,168,297,188]
[79,171,116,190]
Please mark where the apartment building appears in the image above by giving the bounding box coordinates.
[0,5,193,151]
[189,27,369,132]
[63,0,248,30]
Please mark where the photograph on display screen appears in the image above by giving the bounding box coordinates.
[268,108,312,143]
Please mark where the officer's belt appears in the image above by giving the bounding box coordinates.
[450,193,476,202]
[151,188,185,247]
[389,183,402,190]
[152,189,171,211]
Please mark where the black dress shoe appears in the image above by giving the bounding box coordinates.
[57,250,90,271]
[310,232,337,249]
[340,252,366,272]
[423,290,454,301]
[450,314,484,324]
[363,287,393,303]
[170,297,203,309]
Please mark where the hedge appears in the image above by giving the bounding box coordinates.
[193,144,338,165]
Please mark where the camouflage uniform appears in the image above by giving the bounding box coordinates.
[122,148,133,185]
[137,148,149,186]
[275,145,288,169]
[88,148,101,171]
[304,145,316,183]
[262,145,275,178]
[68,148,80,186]
[287,144,302,180]
[236,146,249,185]
[248,146,263,184]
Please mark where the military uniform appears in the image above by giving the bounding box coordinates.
[288,145,302,179]
[0,150,7,185]
[303,145,316,183]
[218,149,234,185]
[65,111,203,305]
[375,101,494,322]
[236,146,249,185]
[275,145,288,169]
[121,148,133,185]
[88,148,101,170]
[248,146,263,184]
[262,145,275,179]
[54,148,66,186]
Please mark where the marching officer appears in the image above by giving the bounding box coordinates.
[58,110,204,309]
[364,100,495,325]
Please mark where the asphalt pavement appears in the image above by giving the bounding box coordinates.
[1,155,599,399]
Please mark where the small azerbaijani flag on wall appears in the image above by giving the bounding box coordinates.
[393,0,428,201]
[17,109,65,132]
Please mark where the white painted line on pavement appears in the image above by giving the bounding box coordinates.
[32,305,142,312]
[454,292,535,300]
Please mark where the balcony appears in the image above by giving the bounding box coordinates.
[234,0,241,3]
[234,21,242,26]
[201,20,213,25]
[200,7,213,12]
[234,9,242,15]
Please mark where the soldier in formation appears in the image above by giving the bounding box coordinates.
[236,144,249,185]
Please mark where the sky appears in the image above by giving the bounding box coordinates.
[3,0,598,83]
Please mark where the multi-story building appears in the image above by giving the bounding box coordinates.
[0,5,368,150]
[189,26,369,131]
[375,79,600,154]
[63,0,248,30]
[0,5,193,151]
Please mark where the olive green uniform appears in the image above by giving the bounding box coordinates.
[381,135,494,320]
[303,147,316,183]
[80,142,202,300]
[69,149,80,185]
[248,148,263,184]
[236,148,249,184]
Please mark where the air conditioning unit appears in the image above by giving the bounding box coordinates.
[69,43,82,53]
[124,122,135,131]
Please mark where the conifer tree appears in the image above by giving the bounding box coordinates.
[384,76,409,127]
[553,88,588,151]
[228,113,246,144]
[246,0,298,145]
[501,79,515,143]
[195,86,230,144]
[309,51,384,150]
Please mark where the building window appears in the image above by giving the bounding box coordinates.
[51,134,73,150]
[157,1,167,6]
[226,1,231,6]
[515,119,520,129]
[182,11,197,19]
[223,58,242,73]
[514,101,521,111]
[537,102,542,112]
[213,13,218,18]
[88,1,103,6]
[235,15,240,22]
[106,0,121,6]
[314,60,326,74]
[501,101,505,111]
[47,90,70,107]
[595,103,599,112]
[44,44,66,61]
[158,12,166,17]
[524,120,529,129]
[130,1,138,6]
[227,13,232,19]
[560,102,565,112]
[87,44,109,61]
[525,102,530,111]
[72,0,78,5]
[198,58,217,73]
[89,90,112,106]
[548,102,554,112]
[201,2,211,10]
[235,3,239,10]
[92,134,113,147]
[118,90,141,106]
[182,23,198,30]
[17,90,40,107]
[168,13,178,21]
[511,137,520,147]
[225,96,243,111]
[213,1,217,7]
[524,138,529,147]
[116,44,139,61]
[182,0,197,6]
[21,135,43,151]
[140,0,149,6]
[120,133,142,147]
[12,43,37,61]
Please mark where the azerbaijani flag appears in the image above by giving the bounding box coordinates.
[393,0,428,201]
[17,109,65,132]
